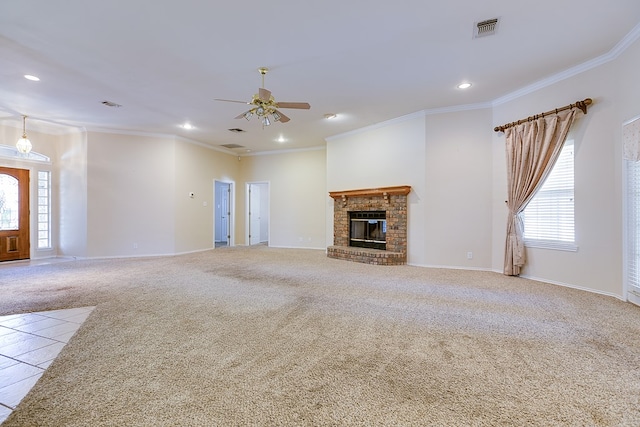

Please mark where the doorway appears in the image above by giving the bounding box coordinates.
[0,167,30,261]
[247,182,269,246]
[215,181,232,248]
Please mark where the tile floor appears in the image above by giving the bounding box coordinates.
[0,306,95,424]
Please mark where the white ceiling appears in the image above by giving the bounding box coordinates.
[2,1,640,154]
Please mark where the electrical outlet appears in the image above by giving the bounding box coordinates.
[467,251,473,259]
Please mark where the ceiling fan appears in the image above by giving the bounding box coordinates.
[215,67,310,127]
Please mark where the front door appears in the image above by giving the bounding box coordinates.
[0,167,30,261]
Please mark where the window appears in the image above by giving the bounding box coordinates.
[522,140,576,250]
[37,170,51,249]
[0,174,19,230]
[626,159,640,295]
[0,144,50,162]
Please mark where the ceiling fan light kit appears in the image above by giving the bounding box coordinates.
[215,67,310,127]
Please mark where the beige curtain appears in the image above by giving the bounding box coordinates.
[504,109,577,276]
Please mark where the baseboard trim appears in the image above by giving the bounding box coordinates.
[519,273,625,302]
[80,247,215,261]
[408,262,494,272]
[410,263,627,302]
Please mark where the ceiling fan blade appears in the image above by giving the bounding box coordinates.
[258,88,271,102]
[276,102,311,110]
[275,110,290,123]
[215,98,250,104]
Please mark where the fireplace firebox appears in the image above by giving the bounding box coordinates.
[350,211,386,250]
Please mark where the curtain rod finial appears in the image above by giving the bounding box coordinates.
[577,98,593,115]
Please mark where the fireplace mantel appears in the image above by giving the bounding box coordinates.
[329,185,411,200]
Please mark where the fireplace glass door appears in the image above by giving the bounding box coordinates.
[349,211,386,250]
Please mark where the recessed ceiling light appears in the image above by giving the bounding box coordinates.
[323,113,337,120]
[181,123,194,130]
[277,135,287,143]
[457,82,472,89]
[24,75,40,81]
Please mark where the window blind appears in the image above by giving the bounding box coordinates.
[626,159,640,293]
[37,170,51,249]
[523,141,575,250]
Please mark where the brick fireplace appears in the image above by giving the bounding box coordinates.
[327,186,410,265]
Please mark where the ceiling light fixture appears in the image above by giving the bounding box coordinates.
[242,104,283,128]
[457,82,472,89]
[181,123,194,130]
[324,113,337,120]
[16,115,32,154]
[24,74,40,81]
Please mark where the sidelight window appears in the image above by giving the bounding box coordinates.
[37,171,51,249]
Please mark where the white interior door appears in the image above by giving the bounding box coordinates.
[221,186,229,243]
[249,184,261,245]
[215,181,232,247]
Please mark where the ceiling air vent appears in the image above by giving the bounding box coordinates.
[220,143,245,149]
[227,128,245,133]
[473,18,499,38]
[101,100,122,108]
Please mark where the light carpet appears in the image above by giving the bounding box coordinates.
[1,246,639,426]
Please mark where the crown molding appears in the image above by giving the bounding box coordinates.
[86,127,173,139]
[493,22,640,106]
[325,111,426,142]
[244,145,326,157]
[326,102,492,142]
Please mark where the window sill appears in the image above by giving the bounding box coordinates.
[524,239,578,252]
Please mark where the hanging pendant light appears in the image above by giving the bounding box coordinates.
[16,115,32,154]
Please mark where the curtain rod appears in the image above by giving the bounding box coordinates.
[493,98,593,133]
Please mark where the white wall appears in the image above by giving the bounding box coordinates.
[86,132,176,257]
[173,138,239,253]
[83,133,240,257]
[423,109,493,268]
[240,148,326,249]
[57,130,88,258]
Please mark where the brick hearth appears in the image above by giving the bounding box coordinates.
[327,186,410,265]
